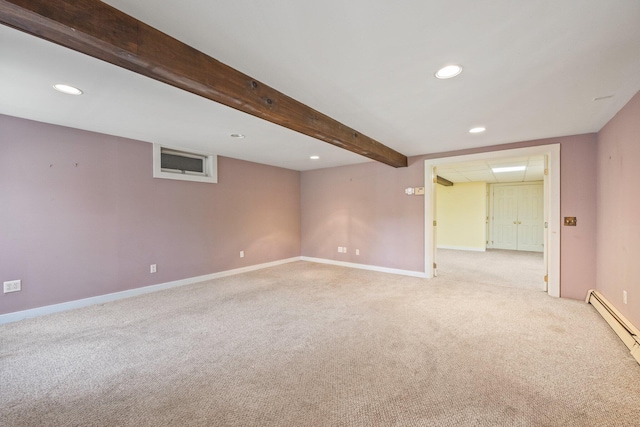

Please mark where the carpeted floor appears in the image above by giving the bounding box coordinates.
[436,248,545,291]
[1,261,639,426]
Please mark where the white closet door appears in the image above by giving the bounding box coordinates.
[492,186,518,250]
[517,184,544,252]
[491,183,544,252]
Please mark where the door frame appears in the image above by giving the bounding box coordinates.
[424,143,560,297]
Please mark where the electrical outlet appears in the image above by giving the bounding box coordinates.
[343,247,347,253]
[356,249,360,256]
[150,264,157,273]
[240,250,244,258]
[623,290,628,305]
[338,247,343,253]
[3,280,21,293]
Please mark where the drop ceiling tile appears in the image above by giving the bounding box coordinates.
[455,165,491,173]
[487,157,529,166]
[461,173,494,181]
[435,166,457,174]
[527,159,545,167]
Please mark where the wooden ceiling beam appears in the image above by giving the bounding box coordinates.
[0,0,408,168]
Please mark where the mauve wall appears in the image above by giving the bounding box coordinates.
[301,134,598,300]
[301,159,425,271]
[0,115,301,315]
[558,135,598,300]
[596,91,640,327]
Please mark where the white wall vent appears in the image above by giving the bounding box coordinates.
[153,144,217,183]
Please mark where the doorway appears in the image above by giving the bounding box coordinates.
[424,144,560,297]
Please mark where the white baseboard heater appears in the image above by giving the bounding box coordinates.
[586,290,640,365]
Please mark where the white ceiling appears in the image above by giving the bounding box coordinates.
[1,0,640,171]
[436,156,545,184]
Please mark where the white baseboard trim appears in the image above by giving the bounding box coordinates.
[586,289,640,365]
[300,256,429,278]
[437,245,486,252]
[0,257,301,325]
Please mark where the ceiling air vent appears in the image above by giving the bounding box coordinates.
[153,144,217,183]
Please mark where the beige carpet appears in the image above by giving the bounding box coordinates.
[436,248,546,291]
[1,261,639,426]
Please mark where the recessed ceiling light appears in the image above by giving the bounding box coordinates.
[469,127,486,134]
[53,84,83,95]
[310,155,320,160]
[435,65,462,79]
[492,166,526,173]
[230,133,245,139]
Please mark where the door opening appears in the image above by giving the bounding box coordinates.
[424,144,560,297]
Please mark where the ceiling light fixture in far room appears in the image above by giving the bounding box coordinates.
[53,83,83,95]
[469,126,486,134]
[492,166,526,173]
[435,64,463,79]
[230,133,245,139]
[310,155,320,160]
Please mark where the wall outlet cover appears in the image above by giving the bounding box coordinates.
[3,280,21,293]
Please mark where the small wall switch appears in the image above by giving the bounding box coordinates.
[356,249,360,256]
[343,247,347,253]
[150,264,157,273]
[415,187,425,195]
[240,250,244,258]
[623,290,628,305]
[338,247,342,253]
[3,280,21,293]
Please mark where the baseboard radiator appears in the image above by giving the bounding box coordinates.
[586,290,640,365]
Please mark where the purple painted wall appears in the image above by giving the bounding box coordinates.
[596,91,640,327]
[301,134,598,300]
[558,135,598,300]
[301,159,425,271]
[0,115,301,315]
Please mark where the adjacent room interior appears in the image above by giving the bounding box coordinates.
[1,1,639,425]
[432,153,547,291]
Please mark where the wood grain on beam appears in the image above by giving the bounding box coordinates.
[0,0,408,168]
